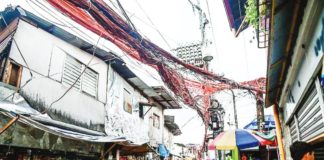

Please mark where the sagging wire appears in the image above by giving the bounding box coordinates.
[204,0,221,70]
[34,0,135,66]
[134,0,172,50]
[31,0,100,44]
[112,0,194,96]
[0,13,33,79]
[46,0,265,115]
[187,0,209,45]
[0,13,35,102]
[236,0,251,79]
[107,0,179,47]
[115,0,137,33]
[42,32,104,114]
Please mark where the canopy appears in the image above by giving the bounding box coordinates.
[208,129,274,150]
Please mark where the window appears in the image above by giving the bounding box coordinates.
[3,60,22,88]
[123,89,132,114]
[62,55,98,98]
[153,114,160,129]
[139,104,144,118]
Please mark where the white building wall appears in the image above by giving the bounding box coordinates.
[283,10,324,121]
[105,65,150,144]
[279,4,324,159]
[148,105,164,147]
[163,127,174,151]
[8,20,108,130]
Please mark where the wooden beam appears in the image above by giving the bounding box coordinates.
[100,143,117,160]
[0,114,19,134]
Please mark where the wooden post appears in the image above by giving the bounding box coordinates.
[273,104,286,160]
[116,149,120,160]
[230,89,238,129]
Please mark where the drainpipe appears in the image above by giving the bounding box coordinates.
[273,104,286,160]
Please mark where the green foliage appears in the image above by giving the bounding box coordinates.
[245,0,259,29]
[245,0,267,30]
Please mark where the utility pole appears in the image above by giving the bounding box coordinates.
[256,92,264,131]
[202,40,213,160]
[229,89,238,129]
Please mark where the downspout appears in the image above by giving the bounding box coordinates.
[273,104,285,160]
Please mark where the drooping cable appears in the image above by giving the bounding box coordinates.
[134,0,172,50]
[0,13,33,78]
[43,32,103,114]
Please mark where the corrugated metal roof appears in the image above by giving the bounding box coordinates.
[0,6,181,109]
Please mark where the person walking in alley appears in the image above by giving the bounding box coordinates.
[290,141,315,160]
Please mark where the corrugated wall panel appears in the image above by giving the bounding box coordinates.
[289,119,298,142]
[296,80,324,141]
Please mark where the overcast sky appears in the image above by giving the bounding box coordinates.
[114,0,272,144]
[0,0,272,145]
[120,0,274,145]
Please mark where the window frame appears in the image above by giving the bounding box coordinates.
[123,88,133,114]
[153,113,160,129]
[3,59,22,88]
[62,55,98,98]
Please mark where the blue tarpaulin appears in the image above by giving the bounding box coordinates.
[158,144,169,157]
[243,115,276,130]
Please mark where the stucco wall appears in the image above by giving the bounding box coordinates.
[105,66,150,144]
[163,126,174,150]
[8,20,107,131]
[283,11,324,122]
[148,104,164,147]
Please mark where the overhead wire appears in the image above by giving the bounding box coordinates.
[30,0,96,43]
[0,12,34,101]
[39,0,162,84]
[0,13,33,79]
[107,0,179,46]
[204,0,221,70]
[31,0,141,74]
[236,0,250,79]
[134,0,172,50]
[43,33,104,114]
[44,0,265,124]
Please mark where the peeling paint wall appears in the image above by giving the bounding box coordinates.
[163,126,174,151]
[276,109,292,159]
[105,66,150,144]
[148,105,164,147]
[7,20,108,131]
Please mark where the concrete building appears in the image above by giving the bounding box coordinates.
[266,0,324,159]
[0,4,181,159]
[173,43,204,68]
